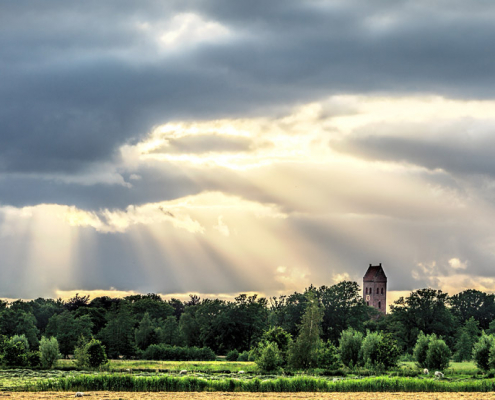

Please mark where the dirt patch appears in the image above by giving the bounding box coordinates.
[2,393,495,400]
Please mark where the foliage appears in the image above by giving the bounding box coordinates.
[318,340,341,369]
[135,312,158,351]
[288,292,323,369]
[141,344,216,361]
[46,311,93,357]
[449,289,495,330]
[338,327,363,368]
[39,336,60,369]
[99,305,136,359]
[454,317,480,362]
[11,334,30,351]
[226,349,239,361]
[413,331,431,368]
[238,350,250,361]
[376,333,401,369]
[86,338,108,369]
[389,289,455,352]
[473,332,495,371]
[425,337,451,370]
[256,342,282,373]
[361,331,382,367]
[2,340,28,366]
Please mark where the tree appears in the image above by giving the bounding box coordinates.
[99,305,136,358]
[376,333,401,369]
[338,327,363,368]
[259,327,292,365]
[159,316,181,346]
[3,339,28,366]
[317,281,369,343]
[86,338,108,369]
[449,289,495,330]
[16,312,40,350]
[389,289,454,352]
[473,332,495,371]
[413,331,431,368]
[256,342,282,373]
[361,331,382,368]
[46,311,93,357]
[454,317,480,362]
[425,337,451,370]
[318,340,341,369]
[135,312,157,350]
[39,336,59,369]
[288,292,323,369]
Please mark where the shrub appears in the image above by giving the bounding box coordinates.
[3,340,28,367]
[361,331,381,367]
[27,351,41,367]
[238,351,250,361]
[425,337,451,371]
[338,328,363,368]
[226,349,239,361]
[413,332,430,368]
[376,334,401,369]
[474,333,495,371]
[256,342,282,373]
[11,334,30,351]
[142,344,215,361]
[40,336,60,369]
[86,338,108,369]
[318,341,341,369]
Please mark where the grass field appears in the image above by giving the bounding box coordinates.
[3,393,495,400]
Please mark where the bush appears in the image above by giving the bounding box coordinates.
[474,333,495,371]
[3,340,28,367]
[362,331,381,367]
[142,344,215,361]
[86,339,108,369]
[338,328,363,368]
[11,334,30,351]
[226,349,239,361]
[40,336,60,369]
[27,351,41,367]
[238,351,250,361]
[318,341,341,369]
[413,331,431,368]
[425,337,451,371]
[256,342,282,373]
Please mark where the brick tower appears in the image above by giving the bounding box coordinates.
[363,263,387,314]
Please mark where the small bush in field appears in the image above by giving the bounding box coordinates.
[256,342,282,373]
[226,349,239,361]
[86,338,108,369]
[238,351,250,361]
[40,336,60,369]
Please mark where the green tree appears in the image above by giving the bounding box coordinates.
[449,289,495,330]
[317,281,369,343]
[159,315,181,346]
[425,337,451,370]
[86,338,108,369]
[46,311,93,357]
[413,331,432,368]
[338,327,363,368]
[16,313,40,349]
[473,332,495,371]
[361,331,382,368]
[259,327,292,365]
[11,334,29,351]
[288,292,323,369]
[135,312,157,351]
[318,340,341,369]
[3,340,28,367]
[39,336,59,369]
[454,317,480,362]
[256,342,282,373]
[389,289,454,353]
[376,333,401,369]
[99,305,136,358]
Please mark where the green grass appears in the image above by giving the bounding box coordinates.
[57,359,257,373]
[26,374,495,392]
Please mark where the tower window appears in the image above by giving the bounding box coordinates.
[376,288,379,294]
[378,301,381,309]
[381,288,384,295]
[366,288,368,294]
[367,301,369,306]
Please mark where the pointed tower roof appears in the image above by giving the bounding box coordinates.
[363,263,387,282]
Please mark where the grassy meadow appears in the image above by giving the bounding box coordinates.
[0,360,492,393]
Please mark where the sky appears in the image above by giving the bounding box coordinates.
[2,0,495,304]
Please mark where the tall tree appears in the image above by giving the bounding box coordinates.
[389,288,455,352]
[449,289,495,330]
[288,292,323,369]
[46,311,93,357]
[99,305,136,358]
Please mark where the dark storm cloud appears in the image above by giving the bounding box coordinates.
[3,0,495,207]
[152,134,254,154]
[334,128,495,178]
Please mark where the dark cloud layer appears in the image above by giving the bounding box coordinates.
[2,0,495,209]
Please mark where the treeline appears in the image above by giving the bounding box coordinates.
[1,282,495,362]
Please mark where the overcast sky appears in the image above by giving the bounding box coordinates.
[2,0,495,303]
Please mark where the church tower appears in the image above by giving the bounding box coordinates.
[363,263,387,314]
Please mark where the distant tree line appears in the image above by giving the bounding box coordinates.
[1,283,495,368]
